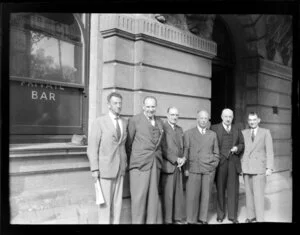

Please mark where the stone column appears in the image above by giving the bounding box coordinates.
[88,14,104,138]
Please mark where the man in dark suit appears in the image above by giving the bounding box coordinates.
[211,108,244,224]
[161,106,186,224]
[87,92,128,224]
[241,112,274,222]
[126,96,164,224]
[183,110,220,224]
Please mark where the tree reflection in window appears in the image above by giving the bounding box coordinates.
[10,13,82,84]
[30,31,77,83]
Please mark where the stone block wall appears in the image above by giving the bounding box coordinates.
[245,57,292,173]
[98,14,216,132]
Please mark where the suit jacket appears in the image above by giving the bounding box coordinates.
[161,122,184,173]
[241,127,274,174]
[87,114,128,178]
[210,123,244,173]
[183,127,220,174]
[126,113,164,171]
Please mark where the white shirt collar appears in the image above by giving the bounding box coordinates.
[168,121,175,129]
[251,126,259,135]
[144,112,155,126]
[197,125,206,134]
[222,123,231,132]
[108,111,123,135]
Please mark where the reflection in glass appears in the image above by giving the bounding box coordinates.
[10,13,82,84]
[30,32,77,83]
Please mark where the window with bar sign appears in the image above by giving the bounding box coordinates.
[9,13,87,136]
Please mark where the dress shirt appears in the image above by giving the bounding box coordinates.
[250,127,259,141]
[222,123,231,133]
[251,126,259,136]
[197,125,206,135]
[109,111,123,136]
[167,121,176,130]
[144,113,155,126]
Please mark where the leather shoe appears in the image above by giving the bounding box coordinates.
[216,217,224,223]
[187,222,198,224]
[174,221,184,224]
[229,219,239,224]
[198,220,208,224]
[245,218,256,223]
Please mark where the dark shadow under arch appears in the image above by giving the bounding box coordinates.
[211,14,257,127]
[211,15,235,125]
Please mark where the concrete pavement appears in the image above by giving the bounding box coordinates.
[207,185,292,224]
[11,171,292,224]
[120,172,293,224]
[118,185,292,224]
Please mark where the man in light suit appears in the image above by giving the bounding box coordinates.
[126,96,164,224]
[183,110,220,224]
[241,112,274,222]
[211,109,244,224]
[161,107,186,224]
[87,92,128,224]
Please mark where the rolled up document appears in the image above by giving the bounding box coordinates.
[95,179,105,205]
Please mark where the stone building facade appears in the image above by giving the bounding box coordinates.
[6,13,293,223]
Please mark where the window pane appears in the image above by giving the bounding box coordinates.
[30,32,78,83]
[9,13,85,136]
[10,13,82,84]
[10,80,82,129]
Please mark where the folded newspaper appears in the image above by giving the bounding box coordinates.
[95,179,105,205]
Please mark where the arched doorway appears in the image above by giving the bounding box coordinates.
[211,16,235,125]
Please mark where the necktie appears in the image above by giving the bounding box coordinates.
[150,117,155,126]
[251,129,255,142]
[115,117,121,141]
[226,126,230,133]
[201,128,205,135]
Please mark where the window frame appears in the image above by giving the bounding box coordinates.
[9,13,90,140]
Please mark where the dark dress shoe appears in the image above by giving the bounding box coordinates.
[229,219,239,224]
[217,217,224,223]
[174,221,184,224]
[198,220,208,224]
[187,221,197,224]
[245,218,256,223]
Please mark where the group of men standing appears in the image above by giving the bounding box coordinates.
[87,92,274,224]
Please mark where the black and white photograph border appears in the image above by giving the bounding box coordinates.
[1,0,298,230]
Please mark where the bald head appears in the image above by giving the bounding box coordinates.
[221,108,234,126]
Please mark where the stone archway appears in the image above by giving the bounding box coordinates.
[220,14,293,177]
[218,14,255,126]
[210,15,236,125]
[153,14,262,125]
[219,14,292,128]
